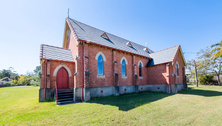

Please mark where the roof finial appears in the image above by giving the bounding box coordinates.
[146,42,148,48]
[67,8,69,18]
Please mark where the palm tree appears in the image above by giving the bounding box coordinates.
[211,40,222,60]
[211,40,222,86]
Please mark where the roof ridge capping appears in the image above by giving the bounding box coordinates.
[42,44,71,50]
[150,45,179,54]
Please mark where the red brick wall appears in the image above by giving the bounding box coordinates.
[66,32,80,88]
[116,51,133,86]
[147,64,168,85]
[40,60,75,89]
[88,44,113,87]
[86,44,150,87]
[41,32,185,89]
[171,51,185,84]
[135,57,149,85]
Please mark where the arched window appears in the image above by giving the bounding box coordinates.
[98,55,103,75]
[176,62,179,76]
[122,60,126,76]
[139,62,142,77]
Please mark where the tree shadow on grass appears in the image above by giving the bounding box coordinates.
[178,87,222,97]
[87,91,171,111]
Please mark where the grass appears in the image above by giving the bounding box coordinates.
[1,85,222,125]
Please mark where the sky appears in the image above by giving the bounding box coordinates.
[0,0,222,74]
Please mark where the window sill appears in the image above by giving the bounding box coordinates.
[177,76,179,78]
[97,75,105,78]
[122,76,127,78]
[139,76,143,79]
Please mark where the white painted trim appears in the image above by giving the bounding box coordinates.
[53,64,72,77]
[138,60,143,67]
[176,61,179,68]
[97,75,105,78]
[122,76,127,78]
[120,57,128,64]
[95,51,106,61]
[139,76,143,79]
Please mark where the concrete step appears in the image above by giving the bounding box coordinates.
[57,89,73,93]
[58,97,73,102]
[56,89,74,105]
[58,93,73,97]
[58,95,73,98]
[58,100,74,105]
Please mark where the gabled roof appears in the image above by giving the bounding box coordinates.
[146,45,181,66]
[126,42,133,47]
[40,44,74,62]
[67,18,154,58]
[143,47,149,53]
[101,33,109,40]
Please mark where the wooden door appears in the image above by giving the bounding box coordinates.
[56,67,69,89]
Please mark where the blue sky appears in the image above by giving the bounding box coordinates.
[0,0,222,74]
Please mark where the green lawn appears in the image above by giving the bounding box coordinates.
[1,85,222,125]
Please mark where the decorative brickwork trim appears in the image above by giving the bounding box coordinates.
[138,60,144,67]
[120,57,128,64]
[95,51,107,61]
[53,64,72,77]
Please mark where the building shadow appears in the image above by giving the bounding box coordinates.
[88,87,222,111]
[87,91,171,111]
[178,87,222,97]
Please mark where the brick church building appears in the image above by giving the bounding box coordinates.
[39,17,187,104]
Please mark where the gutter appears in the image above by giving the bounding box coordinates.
[78,39,152,60]
[40,58,75,63]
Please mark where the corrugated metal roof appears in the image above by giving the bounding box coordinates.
[40,44,74,62]
[147,45,179,66]
[68,18,154,58]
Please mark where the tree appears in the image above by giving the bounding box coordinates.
[1,69,10,78]
[211,40,222,60]
[18,75,31,85]
[0,72,3,79]
[14,75,20,81]
[34,65,41,75]
[197,47,222,86]
[30,75,40,86]
[26,71,33,76]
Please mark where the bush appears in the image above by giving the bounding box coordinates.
[4,82,11,86]
[10,80,19,86]
[30,75,40,86]
[198,75,214,85]
[18,75,31,85]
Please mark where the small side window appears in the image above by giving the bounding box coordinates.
[139,62,142,77]
[98,55,103,75]
[176,62,179,76]
[122,60,126,76]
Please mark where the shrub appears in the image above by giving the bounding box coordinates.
[198,75,214,85]
[30,75,40,86]
[18,75,31,85]
[4,82,11,87]
[10,80,19,86]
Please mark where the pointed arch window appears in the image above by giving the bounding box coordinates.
[139,62,142,77]
[176,62,179,76]
[98,55,103,75]
[122,60,126,76]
